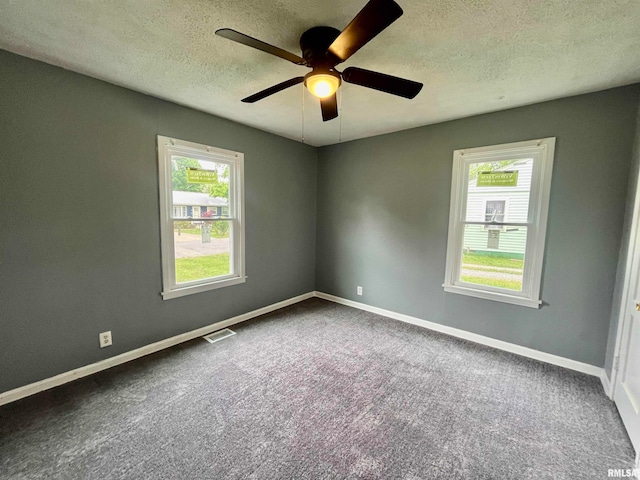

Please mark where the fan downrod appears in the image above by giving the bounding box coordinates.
[299,26,341,67]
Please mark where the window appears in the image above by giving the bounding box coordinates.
[485,200,506,224]
[157,135,245,299]
[172,206,188,218]
[443,138,555,308]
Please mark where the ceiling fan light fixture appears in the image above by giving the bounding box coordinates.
[304,70,341,98]
[217,0,423,121]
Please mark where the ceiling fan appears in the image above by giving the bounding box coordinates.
[215,0,423,122]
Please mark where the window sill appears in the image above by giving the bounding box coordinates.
[443,284,541,309]
[162,276,246,300]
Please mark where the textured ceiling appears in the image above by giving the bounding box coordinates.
[1,0,639,146]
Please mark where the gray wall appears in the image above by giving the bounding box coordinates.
[604,100,640,378]
[316,86,640,367]
[2,47,639,395]
[0,50,318,393]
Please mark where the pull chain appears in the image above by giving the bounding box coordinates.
[301,87,305,144]
[339,89,343,143]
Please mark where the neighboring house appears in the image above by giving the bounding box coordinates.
[172,191,229,219]
[463,159,532,257]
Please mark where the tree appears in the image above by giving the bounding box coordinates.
[207,165,229,199]
[207,165,230,238]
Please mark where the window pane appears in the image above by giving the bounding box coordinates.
[174,220,231,284]
[171,156,230,220]
[460,224,527,291]
[465,158,533,222]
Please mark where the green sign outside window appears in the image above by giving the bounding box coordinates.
[187,168,217,184]
[477,171,518,187]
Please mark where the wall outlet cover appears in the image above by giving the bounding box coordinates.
[99,331,112,348]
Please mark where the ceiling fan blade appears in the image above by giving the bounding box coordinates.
[320,94,338,121]
[241,77,305,103]
[216,28,307,65]
[343,67,422,99]
[327,0,403,63]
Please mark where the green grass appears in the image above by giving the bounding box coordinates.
[461,275,522,291]
[175,254,230,283]
[462,253,523,269]
[462,265,520,274]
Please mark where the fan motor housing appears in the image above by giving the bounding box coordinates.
[299,26,341,66]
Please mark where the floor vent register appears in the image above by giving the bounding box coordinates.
[203,328,236,344]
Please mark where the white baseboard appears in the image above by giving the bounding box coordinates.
[600,370,613,399]
[314,291,604,378]
[1,290,607,407]
[0,292,314,407]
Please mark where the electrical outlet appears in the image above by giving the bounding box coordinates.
[99,331,112,348]
[357,286,363,296]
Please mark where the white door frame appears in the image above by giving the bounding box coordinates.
[608,167,640,398]
[607,156,640,462]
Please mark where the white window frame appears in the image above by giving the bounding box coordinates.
[157,135,245,300]
[443,138,555,308]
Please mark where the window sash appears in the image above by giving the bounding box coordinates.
[174,219,236,287]
[452,225,534,298]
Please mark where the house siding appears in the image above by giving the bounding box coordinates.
[464,160,532,255]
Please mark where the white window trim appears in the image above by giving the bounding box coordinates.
[157,135,246,300]
[443,137,555,308]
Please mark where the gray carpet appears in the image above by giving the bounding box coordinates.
[0,298,634,479]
